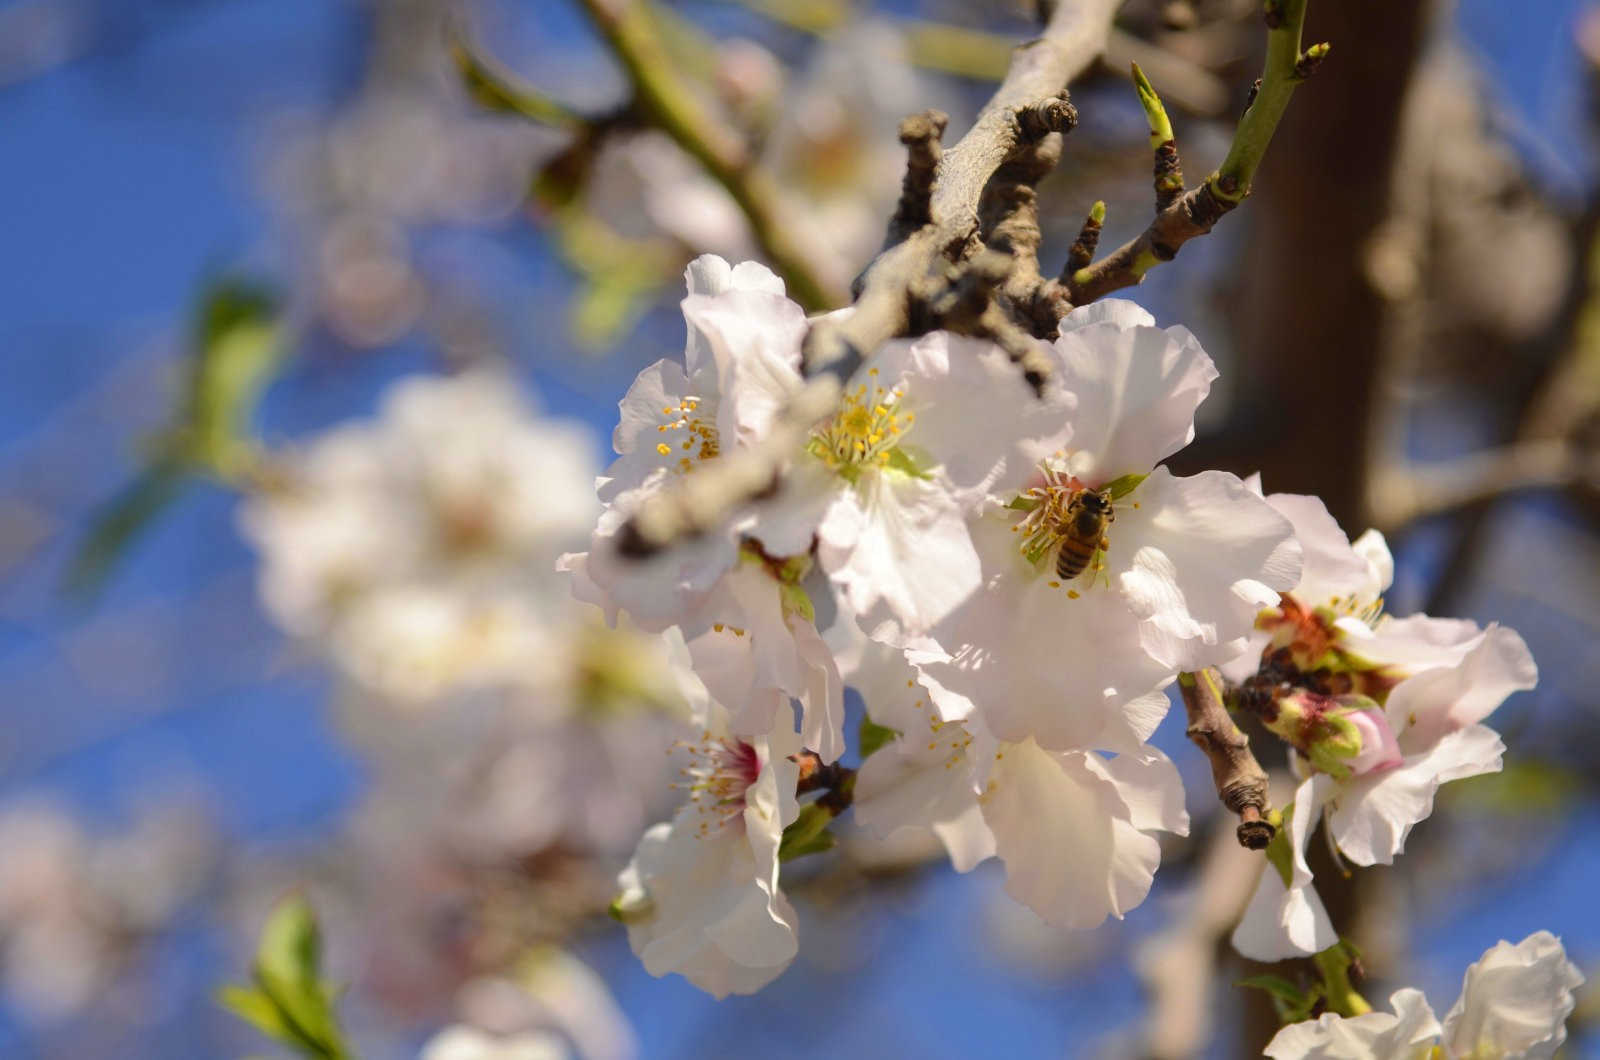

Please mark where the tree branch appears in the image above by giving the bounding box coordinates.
[1178,669,1274,850]
[1065,0,1325,303]
[1369,439,1600,531]
[573,0,843,311]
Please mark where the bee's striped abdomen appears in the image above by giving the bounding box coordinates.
[1055,536,1096,580]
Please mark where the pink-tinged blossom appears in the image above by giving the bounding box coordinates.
[1233,492,1536,868]
[611,689,802,999]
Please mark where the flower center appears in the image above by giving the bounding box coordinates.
[1009,462,1113,595]
[655,397,719,475]
[674,733,761,837]
[808,367,911,475]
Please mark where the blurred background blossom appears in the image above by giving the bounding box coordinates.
[1,0,1597,1057]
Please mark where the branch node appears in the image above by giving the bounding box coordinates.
[1015,91,1079,141]
[1263,0,1284,29]
[1179,669,1274,850]
[1295,41,1332,80]
[887,109,950,243]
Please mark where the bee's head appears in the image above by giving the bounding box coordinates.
[1080,489,1113,513]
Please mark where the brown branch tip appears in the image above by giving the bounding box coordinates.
[1178,669,1275,849]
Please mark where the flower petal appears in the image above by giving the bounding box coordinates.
[1326,725,1504,866]
[919,513,1175,751]
[1230,777,1338,961]
[1386,624,1536,753]
[1050,315,1217,482]
[1264,989,1440,1060]
[1116,469,1302,672]
[818,470,983,636]
[682,255,786,377]
[981,741,1163,928]
[1440,930,1585,1059]
[1266,493,1392,608]
[680,290,805,448]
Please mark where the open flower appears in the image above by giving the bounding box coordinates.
[565,257,845,758]
[573,255,802,631]
[611,686,802,999]
[917,301,1302,751]
[240,371,598,702]
[1265,931,1584,1059]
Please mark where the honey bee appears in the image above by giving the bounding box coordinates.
[1055,488,1114,581]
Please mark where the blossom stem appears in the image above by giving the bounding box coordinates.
[1312,940,1373,1017]
[1177,669,1275,849]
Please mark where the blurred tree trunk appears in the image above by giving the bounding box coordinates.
[1173,0,1435,533]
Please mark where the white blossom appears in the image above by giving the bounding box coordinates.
[611,677,802,998]
[1230,776,1338,963]
[241,371,597,702]
[1265,931,1584,1060]
[917,301,1302,751]
[420,1026,571,1060]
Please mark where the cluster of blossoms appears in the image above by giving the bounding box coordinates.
[241,371,599,703]
[565,256,1561,1033]
[567,256,1309,995]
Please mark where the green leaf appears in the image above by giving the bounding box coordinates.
[187,280,284,468]
[1005,494,1040,512]
[446,21,585,129]
[858,715,900,759]
[216,986,296,1042]
[67,278,286,599]
[64,463,187,598]
[1102,472,1147,500]
[219,896,354,1059]
[255,895,321,990]
[778,803,836,863]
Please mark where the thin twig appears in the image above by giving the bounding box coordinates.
[1178,669,1274,850]
[1066,0,1326,303]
